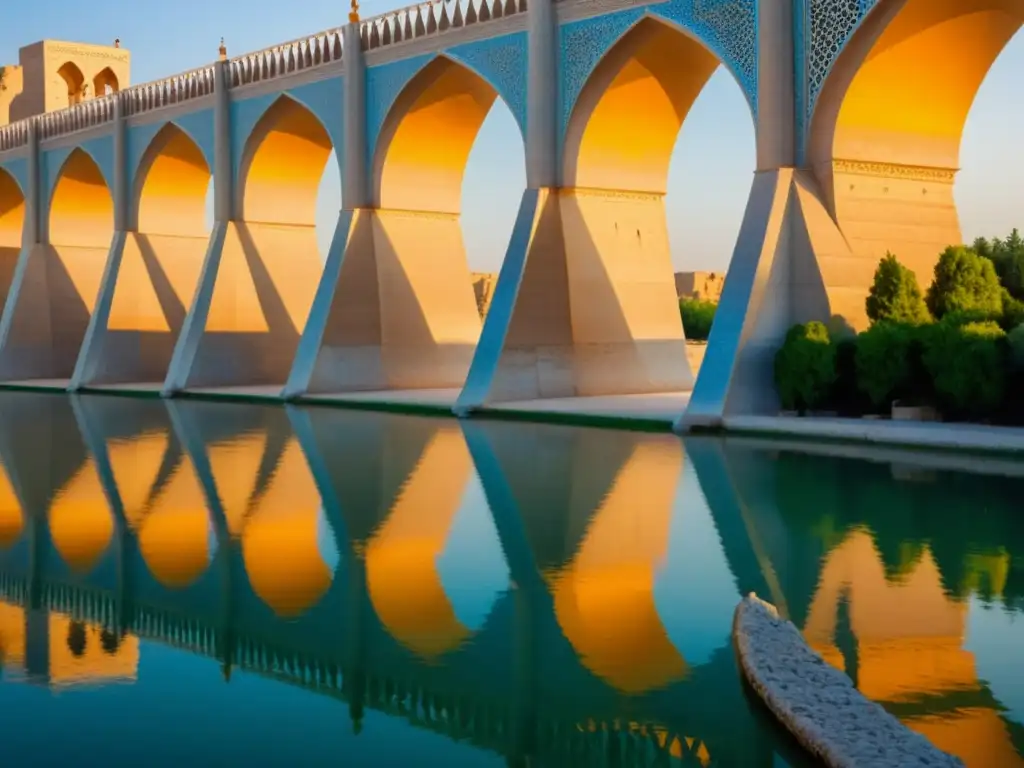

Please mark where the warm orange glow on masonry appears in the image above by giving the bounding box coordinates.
[135,123,211,237]
[375,57,498,214]
[49,148,113,248]
[814,0,1024,170]
[564,19,719,193]
[240,97,333,227]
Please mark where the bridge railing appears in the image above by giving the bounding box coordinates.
[359,0,526,52]
[227,29,346,89]
[0,0,526,151]
[0,119,29,152]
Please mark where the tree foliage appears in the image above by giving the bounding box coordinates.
[679,298,716,341]
[774,322,836,412]
[925,246,1003,320]
[865,253,931,325]
[923,320,1006,419]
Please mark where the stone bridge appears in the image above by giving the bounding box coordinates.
[0,0,1016,426]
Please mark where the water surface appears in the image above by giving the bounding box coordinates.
[0,393,1020,766]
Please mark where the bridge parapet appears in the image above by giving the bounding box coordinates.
[227,31,346,89]
[360,0,527,52]
[0,120,29,152]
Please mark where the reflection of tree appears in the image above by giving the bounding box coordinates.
[834,584,859,689]
[100,628,120,655]
[67,621,87,658]
[771,449,1024,609]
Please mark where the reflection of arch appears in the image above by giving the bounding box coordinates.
[548,441,688,694]
[810,0,1024,180]
[0,168,25,249]
[365,427,477,660]
[239,95,334,226]
[49,147,114,248]
[0,462,23,550]
[134,123,211,236]
[240,439,338,618]
[563,17,729,192]
[93,67,119,97]
[374,56,512,213]
[48,460,115,575]
[57,61,86,105]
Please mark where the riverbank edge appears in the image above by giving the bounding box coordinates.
[8,381,1024,456]
[732,594,964,768]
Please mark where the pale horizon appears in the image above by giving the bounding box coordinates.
[4,0,1023,277]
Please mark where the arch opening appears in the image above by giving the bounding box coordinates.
[240,96,335,229]
[375,56,515,216]
[56,62,86,107]
[93,67,119,97]
[0,169,25,321]
[181,94,337,390]
[135,123,212,237]
[555,18,754,390]
[303,56,523,396]
[49,148,113,249]
[809,0,1024,284]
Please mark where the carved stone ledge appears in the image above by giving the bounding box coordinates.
[832,158,958,184]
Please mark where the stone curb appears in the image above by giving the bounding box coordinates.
[732,593,964,768]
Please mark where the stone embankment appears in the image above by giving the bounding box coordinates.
[732,594,964,768]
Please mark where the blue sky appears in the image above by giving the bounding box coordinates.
[3,0,1023,274]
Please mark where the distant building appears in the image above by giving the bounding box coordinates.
[0,40,131,126]
[675,271,724,302]
[471,272,497,318]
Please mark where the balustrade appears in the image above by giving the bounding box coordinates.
[359,0,527,51]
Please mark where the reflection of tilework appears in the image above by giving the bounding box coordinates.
[446,32,529,137]
[802,0,881,151]
[366,54,432,169]
[559,1,758,148]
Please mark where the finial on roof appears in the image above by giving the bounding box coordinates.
[114,38,120,48]
[349,0,360,23]
[219,37,227,60]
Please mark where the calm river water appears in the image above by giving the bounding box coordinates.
[0,392,1019,767]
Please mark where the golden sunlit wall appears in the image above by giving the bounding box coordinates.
[134,124,211,237]
[375,58,498,214]
[815,0,1024,171]
[240,97,333,227]
[49,148,113,249]
[563,19,719,193]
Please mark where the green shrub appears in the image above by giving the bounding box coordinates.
[865,253,931,325]
[855,322,920,409]
[1008,324,1024,371]
[923,320,1007,419]
[925,246,1004,320]
[774,322,837,412]
[998,289,1024,331]
[679,298,716,341]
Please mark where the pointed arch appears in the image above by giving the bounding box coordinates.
[134,122,212,237]
[93,66,119,97]
[806,0,1024,281]
[810,0,1024,174]
[373,55,521,214]
[238,94,334,227]
[49,147,113,249]
[563,16,729,192]
[56,61,86,106]
[0,167,25,249]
